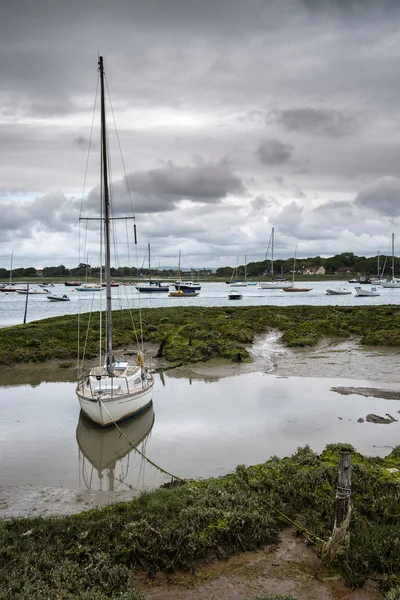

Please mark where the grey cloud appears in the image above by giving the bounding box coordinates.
[250,195,278,213]
[85,158,246,215]
[354,176,400,217]
[270,108,355,137]
[256,139,294,165]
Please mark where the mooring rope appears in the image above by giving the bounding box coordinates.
[99,399,185,482]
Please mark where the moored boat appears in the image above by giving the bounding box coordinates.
[47,294,71,302]
[354,286,380,297]
[75,283,102,292]
[76,56,154,427]
[228,290,242,300]
[326,287,352,295]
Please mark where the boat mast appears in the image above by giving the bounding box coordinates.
[178,250,181,290]
[392,233,395,281]
[271,228,274,280]
[99,56,113,375]
[292,246,297,285]
[9,250,13,286]
[377,250,380,278]
[148,243,151,283]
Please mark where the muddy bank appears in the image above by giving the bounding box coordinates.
[170,331,400,387]
[137,529,382,600]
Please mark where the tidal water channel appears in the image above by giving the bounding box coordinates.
[1,371,399,497]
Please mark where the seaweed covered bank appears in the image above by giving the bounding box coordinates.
[1,444,399,600]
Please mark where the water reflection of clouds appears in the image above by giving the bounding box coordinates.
[1,373,400,490]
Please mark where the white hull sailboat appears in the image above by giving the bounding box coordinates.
[76,57,154,427]
[381,233,400,288]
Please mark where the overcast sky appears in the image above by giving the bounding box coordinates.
[2,0,400,270]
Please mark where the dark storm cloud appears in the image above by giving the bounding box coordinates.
[270,108,354,138]
[256,139,294,166]
[354,177,400,217]
[84,158,246,215]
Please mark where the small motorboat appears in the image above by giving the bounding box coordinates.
[47,294,71,302]
[228,291,242,300]
[326,287,352,295]
[355,286,380,297]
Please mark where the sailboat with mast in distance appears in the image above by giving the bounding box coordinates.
[282,246,312,293]
[169,250,199,297]
[381,233,400,288]
[258,228,292,289]
[136,243,169,292]
[76,56,154,427]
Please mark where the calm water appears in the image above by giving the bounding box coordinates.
[1,281,400,326]
[1,372,399,493]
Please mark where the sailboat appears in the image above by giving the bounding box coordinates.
[381,233,400,288]
[0,251,21,292]
[258,228,292,289]
[136,243,169,292]
[76,56,154,427]
[282,247,312,293]
[169,250,199,297]
[230,255,248,287]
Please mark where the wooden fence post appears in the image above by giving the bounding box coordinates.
[322,451,352,561]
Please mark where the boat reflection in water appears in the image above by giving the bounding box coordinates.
[76,404,155,492]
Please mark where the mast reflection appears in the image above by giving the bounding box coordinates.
[76,404,155,491]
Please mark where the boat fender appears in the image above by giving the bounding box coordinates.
[137,351,144,367]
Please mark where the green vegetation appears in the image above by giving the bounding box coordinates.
[1,444,399,599]
[0,250,398,281]
[1,305,400,366]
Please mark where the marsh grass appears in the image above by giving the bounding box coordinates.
[1,444,400,599]
[2,305,400,366]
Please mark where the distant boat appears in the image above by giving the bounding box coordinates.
[47,294,71,302]
[65,281,81,286]
[169,250,199,297]
[381,233,400,288]
[75,283,102,292]
[326,287,352,295]
[354,286,380,297]
[228,290,242,300]
[259,229,292,289]
[136,244,169,292]
[282,246,312,293]
[16,288,49,295]
[173,280,201,291]
[230,255,248,287]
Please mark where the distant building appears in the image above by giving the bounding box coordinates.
[36,269,43,277]
[302,266,325,275]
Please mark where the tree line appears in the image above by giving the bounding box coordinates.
[0,252,395,279]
